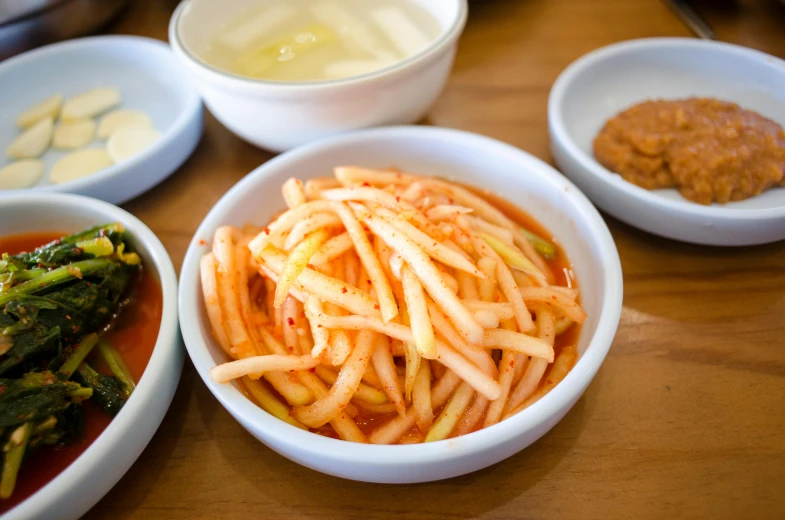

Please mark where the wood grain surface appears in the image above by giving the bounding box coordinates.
[77,0,785,518]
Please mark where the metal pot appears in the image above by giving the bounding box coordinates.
[0,0,129,59]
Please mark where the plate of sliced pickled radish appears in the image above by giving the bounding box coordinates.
[0,36,202,204]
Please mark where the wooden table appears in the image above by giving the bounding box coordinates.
[82,1,785,518]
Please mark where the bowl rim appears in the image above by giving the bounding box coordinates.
[178,125,623,468]
[0,35,202,196]
[548,36,785,221]
[168,0,469,92]
[1,192,182,519]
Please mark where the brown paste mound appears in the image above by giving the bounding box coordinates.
[593,98,785,205]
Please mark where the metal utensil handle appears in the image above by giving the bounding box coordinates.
[665,0,716,40]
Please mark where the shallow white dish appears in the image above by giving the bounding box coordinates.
[0,193,183,519]
[179,126,623,483]
[549,37,785,246]
[0,35,203,204]
[169,0,467,153]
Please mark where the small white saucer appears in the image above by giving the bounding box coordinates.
[549,38,785,246]
[0,35,202,204]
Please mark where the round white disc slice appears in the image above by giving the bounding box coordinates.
[0,159,45,189]
[6,117,53,159]
[50,149,113,184]
[52,119,97,150]
[98,109,153,140]
[16,94,63,129]
[107,125,161,163]
[61,87,121,121]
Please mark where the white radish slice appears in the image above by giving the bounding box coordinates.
[106,125,161,163]
[52,120,97,150]
[61,87,121,121]
[218,5,296,52]
[16,94,62,129]
[97,109,153,140]
[312,1,398,61]
[370,7,432,58]
[323,59,394,79]
[50,149,113,184]
[6,117,53,159]
[0,160,45,189]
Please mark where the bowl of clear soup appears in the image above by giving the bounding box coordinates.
[169,0,468,152]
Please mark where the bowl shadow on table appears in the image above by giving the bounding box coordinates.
[226,394,590,519]
[464,0,541,24]
[454,0,545,76]
[604,211,785,324]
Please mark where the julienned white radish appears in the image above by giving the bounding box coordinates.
[201,167,587,444]
[370,6,431,57]
[217,4,296,52]
[311,1,397,62]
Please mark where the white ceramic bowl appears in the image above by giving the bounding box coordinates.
[0,35,203,205]
[549,38,785,246]
[168,0,467,152]
[0,193,183,520]
[179,126,623,483]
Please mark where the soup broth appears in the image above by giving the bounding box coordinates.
[204,0,441,81]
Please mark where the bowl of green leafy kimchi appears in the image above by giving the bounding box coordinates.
[0,192,182,519]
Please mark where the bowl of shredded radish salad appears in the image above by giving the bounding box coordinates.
[179,125,622,483]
